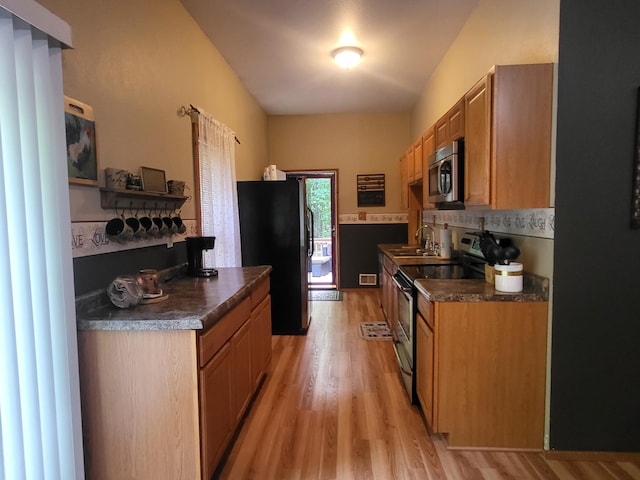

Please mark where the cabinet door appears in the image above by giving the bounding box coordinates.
[413,139,423,182]
[200,342,233,479]
[251,295,272,389]
[435,116,449,149]
[416,311,435,428]
[400,155,408,209]
[492,64,553,209]
[464,74,492,206]
[448,99,465,141]
[406,146,415,183]
[232,319,253,423]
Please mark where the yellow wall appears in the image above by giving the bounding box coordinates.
[412,0,560,137]
[39,0,268,222]
[269,113,411,214]
[410,0,560,282]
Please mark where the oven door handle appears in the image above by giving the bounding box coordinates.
[392,274,413,294]
[392,343,413,376]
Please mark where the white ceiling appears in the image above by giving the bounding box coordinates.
[180,0,478,116]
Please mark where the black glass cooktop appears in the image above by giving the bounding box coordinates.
[400,263,485,281]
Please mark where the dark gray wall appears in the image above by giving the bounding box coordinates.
[73,243,188,296]
[551,0,640,451]
[339,223,407,288]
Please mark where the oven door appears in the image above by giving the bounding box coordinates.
[392,273,415,402]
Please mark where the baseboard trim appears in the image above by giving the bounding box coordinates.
[544,450,640,462]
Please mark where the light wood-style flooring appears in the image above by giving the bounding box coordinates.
[217,290,640,480]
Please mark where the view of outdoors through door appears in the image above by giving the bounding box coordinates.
[287,171,338,289]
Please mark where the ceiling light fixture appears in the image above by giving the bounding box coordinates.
[332,46,363,69]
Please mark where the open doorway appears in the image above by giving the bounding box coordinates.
[286,170,338,290]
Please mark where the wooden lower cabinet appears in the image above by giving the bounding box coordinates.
[379,253,397,330]
[78,278,272,480]
[199,281,271,478]
[231,319,253,424]
[416,295,548,449]
[200,343,234,478]
[78,330,201,480]
[416,311,435,428]
[251,294,272,389]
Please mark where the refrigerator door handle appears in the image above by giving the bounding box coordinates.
[307,207,314,257]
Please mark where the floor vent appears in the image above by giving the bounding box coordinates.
[359,273,377,286]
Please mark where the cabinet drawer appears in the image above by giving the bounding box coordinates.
[417,294,434,330]
[199,296,251,367]
[250,277,270,310]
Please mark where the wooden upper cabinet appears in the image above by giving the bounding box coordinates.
[435,117,449,149]
[406,145,415,184]
[422,126,436,209]
[464,74,492,206]
[448,98,465,141]
[400,154,408,209]
[464,64,553,209]
[491,63,553,209]
[435,99,465,149]
[413,138,423,182]
[422,125,436,159]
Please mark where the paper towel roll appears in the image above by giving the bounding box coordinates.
[439,228,452,259]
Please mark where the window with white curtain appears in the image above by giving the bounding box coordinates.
[196,109,242,268]
[0,1,84,478]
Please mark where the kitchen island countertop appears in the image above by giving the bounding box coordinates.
[75,265,272,331]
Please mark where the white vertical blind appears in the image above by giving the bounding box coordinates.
[197,110,242,268]
[0,3,83,479]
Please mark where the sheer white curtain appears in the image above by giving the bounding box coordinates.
[196,109,242,267]
[0,1,83,479]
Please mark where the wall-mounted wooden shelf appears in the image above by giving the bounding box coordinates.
[100,188,188,211]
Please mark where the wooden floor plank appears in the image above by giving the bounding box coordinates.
[216,290,639,480]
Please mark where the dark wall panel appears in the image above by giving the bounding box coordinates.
[73,243,187,296]
[551,0,640,451]
[339,223,407,289]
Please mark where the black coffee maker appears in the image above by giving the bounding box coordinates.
[186,236,218,277]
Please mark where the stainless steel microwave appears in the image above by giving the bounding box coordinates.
[426,139,464,209]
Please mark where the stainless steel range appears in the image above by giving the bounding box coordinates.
[389,232,488,403]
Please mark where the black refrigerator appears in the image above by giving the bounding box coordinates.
[237,179,311,334]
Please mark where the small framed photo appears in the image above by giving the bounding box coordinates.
[140,166,167,193]
[64,96,98,186]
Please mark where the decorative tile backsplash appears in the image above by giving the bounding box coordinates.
[425,208,555,239]
[339,213,408,224]
[71,219,197,258]
[339,208,554,239]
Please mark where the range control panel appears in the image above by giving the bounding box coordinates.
[458,232,485,258]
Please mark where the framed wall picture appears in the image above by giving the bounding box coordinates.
[357,173,385,206]
[64,96,98,186]
[140,166,167,193]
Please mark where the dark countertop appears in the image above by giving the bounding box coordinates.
[75,265,272,331]
[379,243,549,302]
[414,277,548,302]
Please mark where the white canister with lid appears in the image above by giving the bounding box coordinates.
[494,262,523,293]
